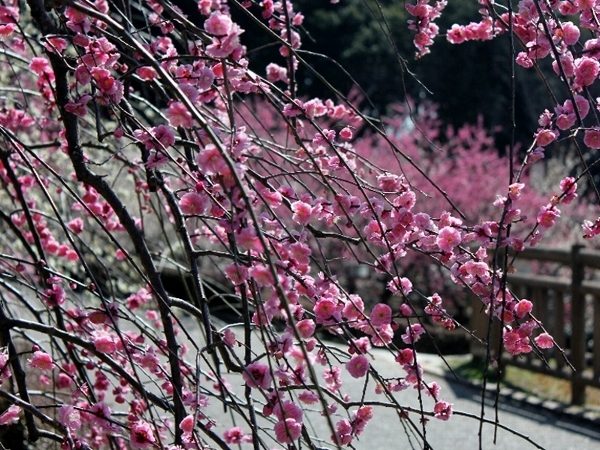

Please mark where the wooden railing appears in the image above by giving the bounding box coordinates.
[470,245,600,405]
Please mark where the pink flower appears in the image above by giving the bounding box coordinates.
[222,328,236,347]
[298,391,319,404]
[223,426,251,444]
[343,295,365,321]
[447,24,467,44]
[514,299,533,319]
[58,405,81,431]
[248,264,274,286]
[535,332,554,349]
[137,66,157,81]
[528,147,545,163]
[387,276,413,295]
[92,330,117,353]
[179,192,207,216]
[44,284,66,308]
[67,217,84,234]
[29,57,51,76]
[314,297,339,323]
[242,361,272,390]
[28,350,53,371]
[166,101,193,128]
[395,348,414,365]
[574,57,599,88]
[584,128,600,149]
[274,418,302,443]
[65,94,92,117]
[436,226,462,252]
[352,405,373,433]
[290,200,314,226]
[346,354,369,378]
[399,303,412,317]
[401,323,425,344]
[195,144,227,175]
[88,402,114,430]
[0,405,20,425]
[559,176,578,204]
[130,420,156,448]
[433,400,453,420]
[197,66,215,91]
[204,11,233,36]
[180,415,194,434]
[151,124,175,149]
[224,263,249,285]
[336,126,352,140]
[332,419,353,445]
[91,68,118,95]
[574,95,590,119]
[261,188,283,208]
[508,183,525,200]
[561,22,580,46]
[534,128,558,147]
[583,217,600,239]
[266,63,288,83]
[0,347,11,379]
[537,205,560,228]
[370,303,392,327]
[273,400,303,422]
[296,319,316,339]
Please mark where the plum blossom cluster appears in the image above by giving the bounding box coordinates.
[0,0,596,448]
[406,0,448,57]
[440,0,600,180]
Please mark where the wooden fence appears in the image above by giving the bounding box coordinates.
[470,245,600,406]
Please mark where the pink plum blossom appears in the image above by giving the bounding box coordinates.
[274,418,302,443]
[537,205,560,228]
[92,330,117,353]
[370,303,392,327]
[180,192,207,215]
[436,226,462,252]
[535,332,554,349]
[223,427,252,444]
[346,354,369,378]
[401,323,425,344]
[534,128,558,147]
[130,420,156,448]
[584,129,600,148]
[28,350,53,371]
[224,263,249,285]
[67,217,84,234]
[433,400,453,420]
[58,405,81,431]
[180,415,194,433]
[166,101,193,128]
[0,405,20,425]
[204,11,233,36]
[0,347,11,379]
[296,319,316,339]
[514,299,533,319]
[242,361,272,390]
[332,419,353,445]
[290,200,314,226]
[298,391,319,404]
[195,144,227,175]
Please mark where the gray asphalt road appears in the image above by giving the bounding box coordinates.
[184,322,600,449]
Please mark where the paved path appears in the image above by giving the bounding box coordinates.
[186,322,600,449]
[301,349,600,450]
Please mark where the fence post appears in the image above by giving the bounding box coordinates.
[469,293,502,365]
[570,244,586,406]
